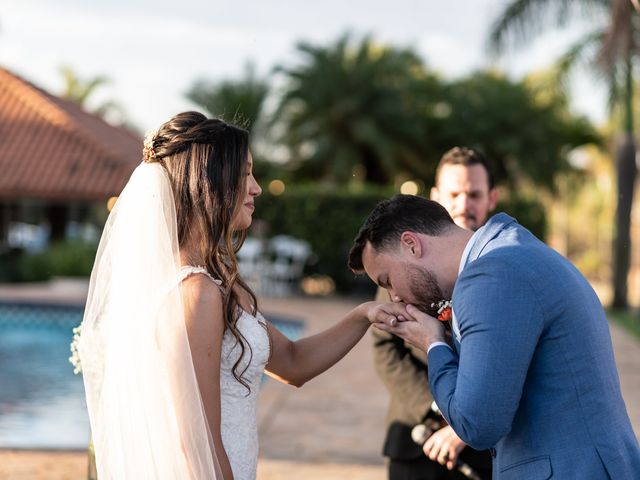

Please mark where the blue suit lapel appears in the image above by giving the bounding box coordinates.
[452,327,461,353]
[453,213,517,352]
[462,213,517,270]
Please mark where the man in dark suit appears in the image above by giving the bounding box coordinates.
[372,147,496,479]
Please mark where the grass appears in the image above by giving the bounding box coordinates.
[607,309,640,341]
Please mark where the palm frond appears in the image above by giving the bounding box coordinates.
[554,28,605,86]
[488,0,606,55]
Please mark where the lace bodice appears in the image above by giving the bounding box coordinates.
[179,266,270,480]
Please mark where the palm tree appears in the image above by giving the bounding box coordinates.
[274,34,443,185]
[489,0,639,309]
[433,70,599,194]
[60,66,109,105]
[60,66,129,127]
[186,63,269,133]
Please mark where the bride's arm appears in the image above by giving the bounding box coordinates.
[265,301,407,387]
[182,275,234,480]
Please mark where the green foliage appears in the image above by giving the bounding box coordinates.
[496,196,547,240]
[273,35,599,196]
[60,65,110,106]
[488,0,640,128]
[46,241,97,277]
[255,184,393,293]
[59,66,129,126]
[0,249,31,283]
[607,309,640,341]
[186,63,269,132]
[275,35,444,184]
[431,71,600,193]
[0,242,97,282]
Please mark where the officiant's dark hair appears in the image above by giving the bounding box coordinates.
[348,195,455,272]
[145,111,257,392]
[436,146,495,190]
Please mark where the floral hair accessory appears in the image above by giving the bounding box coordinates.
[142,129,157,162]
[430,300,452,322]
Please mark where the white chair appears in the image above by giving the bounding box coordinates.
[237,237,267,292]
[263,235,312,296]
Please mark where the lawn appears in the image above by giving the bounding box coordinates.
[607,309,640,341]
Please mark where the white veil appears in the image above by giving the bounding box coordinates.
[79,162,221,479]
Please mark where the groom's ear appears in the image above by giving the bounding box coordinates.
[400,232,422,258]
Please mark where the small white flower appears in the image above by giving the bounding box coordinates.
[69,323,83,374]
[430,299,452,314]
[143,129,158,162]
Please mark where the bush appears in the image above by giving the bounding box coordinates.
[45,241,97,277]
[255,186,548,294]
[0,242,97,282]
[496,196,547,240]
[0,248,29,282]
[255,184,393,294]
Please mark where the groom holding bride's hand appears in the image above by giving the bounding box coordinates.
[349,194,640,480]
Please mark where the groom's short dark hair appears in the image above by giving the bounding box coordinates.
[348,194,455,272]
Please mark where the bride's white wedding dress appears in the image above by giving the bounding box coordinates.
[180,265,270,480]
[81,163,271,479]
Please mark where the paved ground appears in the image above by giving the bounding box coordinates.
[0,283,639,480]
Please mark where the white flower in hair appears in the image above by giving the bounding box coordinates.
[143,129,158,162]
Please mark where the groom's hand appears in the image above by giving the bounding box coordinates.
[374,304,446,351]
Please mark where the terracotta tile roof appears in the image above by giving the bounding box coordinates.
[0,67,142,202]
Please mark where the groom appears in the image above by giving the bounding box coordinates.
[349,195,640,479]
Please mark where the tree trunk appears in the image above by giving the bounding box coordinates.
[47,203,68,241]
[611,50,636,310]
[0,202,10,252]
[612,134,637,309]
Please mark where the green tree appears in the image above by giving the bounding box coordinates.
[488,0,639,308]
[429,71,599,193]
[275,34,444,185]
[60,66,126,124]
[186,63,269,133]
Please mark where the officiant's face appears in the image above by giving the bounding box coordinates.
[430,164,497,231]
[362,242,445,314]
[231,153,262,231]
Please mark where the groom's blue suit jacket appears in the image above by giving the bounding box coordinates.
[428,213,640,479]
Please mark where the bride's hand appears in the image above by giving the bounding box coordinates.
[360,301,411,327]
[373,304,446,350]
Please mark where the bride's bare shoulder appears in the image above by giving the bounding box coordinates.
[180,273,224,328]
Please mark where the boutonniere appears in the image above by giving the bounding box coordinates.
[430,300,452,322]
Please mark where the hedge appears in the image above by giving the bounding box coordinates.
[0,242,97,283]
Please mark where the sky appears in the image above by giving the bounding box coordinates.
[0,0,607,133]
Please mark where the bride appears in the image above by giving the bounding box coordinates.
[78,111,403,480]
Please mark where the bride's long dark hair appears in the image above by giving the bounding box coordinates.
[145,111,258,390]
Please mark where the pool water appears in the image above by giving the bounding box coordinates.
[0,302,303,450]
[0,303,86,449]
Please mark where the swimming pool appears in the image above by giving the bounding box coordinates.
[0,301,304,450]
